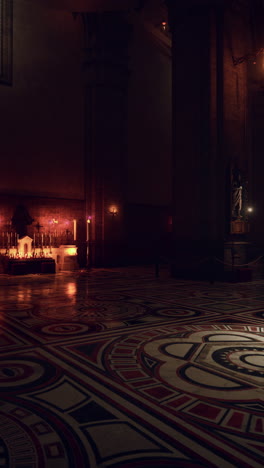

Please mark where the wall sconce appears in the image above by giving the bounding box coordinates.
[109,206,118,217]
[161,21,167,32]
[49,218,58,225]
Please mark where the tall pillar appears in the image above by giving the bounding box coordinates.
[166,0,252,278]
[80,12,132,266]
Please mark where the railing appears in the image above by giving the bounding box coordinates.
[154,254,264,282]
[0,231,75,249]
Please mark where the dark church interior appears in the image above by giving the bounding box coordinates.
[1,0,264,466]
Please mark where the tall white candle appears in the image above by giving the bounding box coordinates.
[86,219,91,242]
[73,219,77,241]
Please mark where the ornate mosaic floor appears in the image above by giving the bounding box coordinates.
[1,266,264,467]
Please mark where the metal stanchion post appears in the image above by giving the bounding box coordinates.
[209,256,215,284]
[155,256,160,278]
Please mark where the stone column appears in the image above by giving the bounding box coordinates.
[80,12,132,266]
[166,0,252,278]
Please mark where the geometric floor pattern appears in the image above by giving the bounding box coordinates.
[1,266,264,467]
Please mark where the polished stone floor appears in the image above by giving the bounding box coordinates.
[1,266,264,467]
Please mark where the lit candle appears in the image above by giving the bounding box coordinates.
[73,219,77,241]
[86,219,91,242]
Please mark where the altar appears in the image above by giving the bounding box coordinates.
[6,257,56,275]
[0,234,78,274]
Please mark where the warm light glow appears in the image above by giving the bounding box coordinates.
[17,287,31,302]
[66,282,76,297]
[247,207,253,213]
[65,247,77,256]
[109,206,118,216]
[87,219,91,224]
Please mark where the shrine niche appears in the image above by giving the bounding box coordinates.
[17,236,33,257]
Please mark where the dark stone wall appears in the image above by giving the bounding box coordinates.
[0,0,84,200]
[126,20,172,207]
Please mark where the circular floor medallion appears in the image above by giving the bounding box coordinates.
[212,347,264,377]
[41,323,90,335]
[0,357,57,391]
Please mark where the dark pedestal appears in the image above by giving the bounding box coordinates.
[236,268,252,282]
